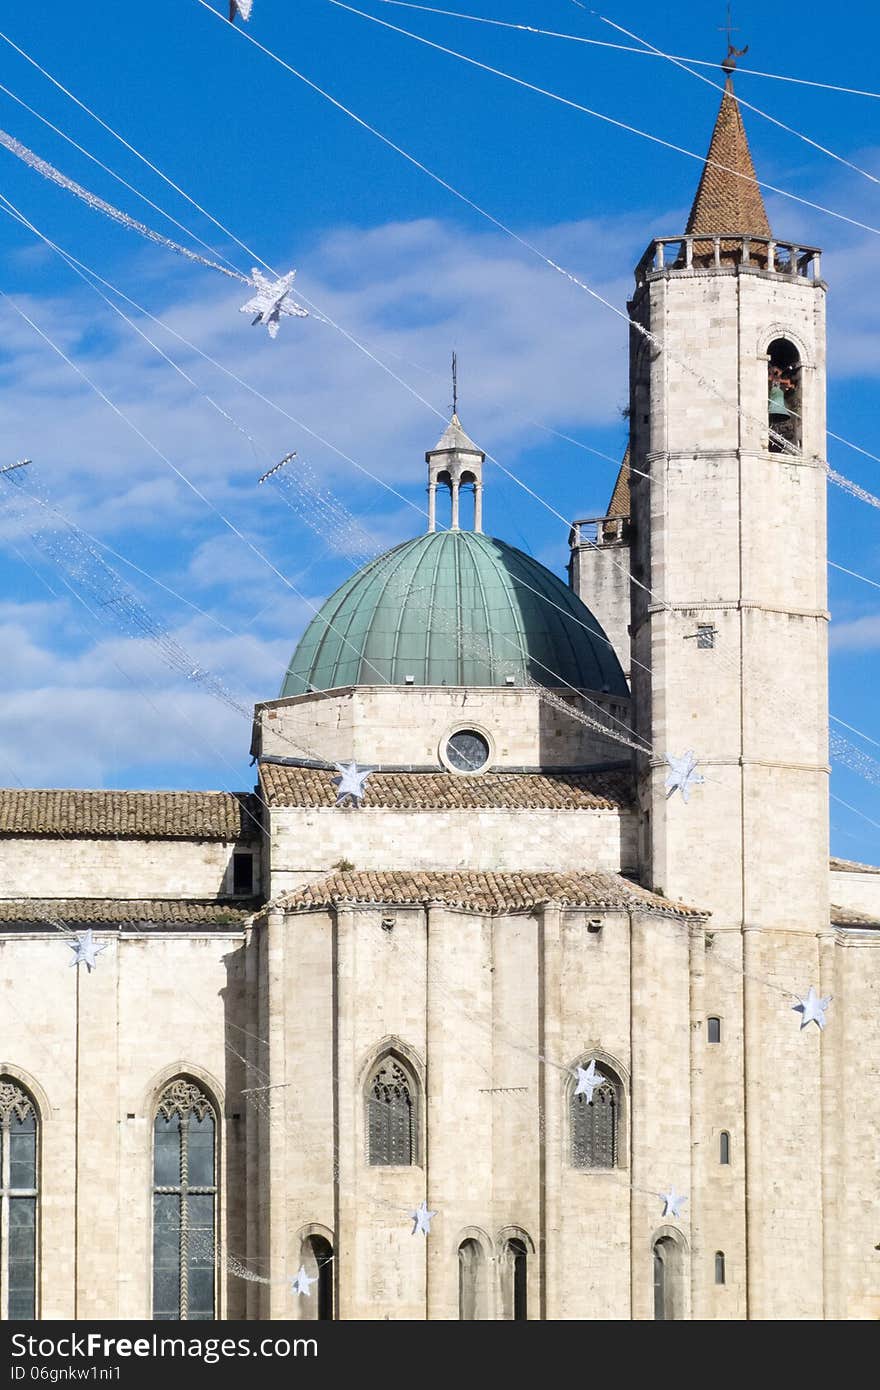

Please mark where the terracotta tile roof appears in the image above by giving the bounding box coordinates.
[259,762,633,812]
[0,898,258,927]
[606,445,631,519]
[831,903,880,928]
[686,77,771,238]
[830,856,880,875]
[0,790,261,841]
[277,869,702,918]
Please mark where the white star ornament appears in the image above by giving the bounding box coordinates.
[410,1200,436,1236]
[793,986,832,1031]
[659,1187,688,1220]
[66,929,108,973]
[573,1060,601,1102]
[289,1265,318,1297]
[664,750,705,804]
[239,269,308,338]
[332,761,373,808]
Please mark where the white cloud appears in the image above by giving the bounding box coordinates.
[830,614,880,652]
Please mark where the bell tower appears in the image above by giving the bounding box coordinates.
[629,73,830,1317]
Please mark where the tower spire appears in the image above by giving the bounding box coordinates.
[685,61,770,239]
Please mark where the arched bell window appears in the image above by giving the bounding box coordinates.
[152,1078,218,1321]
[0,1078,39,1320]
[767,338,801,452]
[570,1062,622,1169]
[366,1054,418,1166]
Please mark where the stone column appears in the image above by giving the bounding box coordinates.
[688,920,706,1319]
[428,482,436,533]
[266,909,288,1318]
[474,483,483,533]
[244,925,259,1320]
[819,928,839,1319]
[450,480,460,531]
[540,902,563,1320]
[333,906,357,1320]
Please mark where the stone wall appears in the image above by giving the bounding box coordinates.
[266,806,638,896]
[255,686,632,771]
[0,836,261,902]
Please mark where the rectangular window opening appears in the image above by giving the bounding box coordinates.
[232,852,254,896]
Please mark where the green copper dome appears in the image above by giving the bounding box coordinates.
[281,531,627,697]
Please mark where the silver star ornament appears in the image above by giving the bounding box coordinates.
[573,1060,601,1102]
[664,750,705,804]
[793,986,832,1030]
[333,761,373,807]
[659,1187,688,1220]
[410,1200,436,1236]
[239,269,308,338]
[289,1265,318,1297]
[66,929,108,973]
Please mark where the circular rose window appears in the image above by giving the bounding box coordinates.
[443,729,491,774]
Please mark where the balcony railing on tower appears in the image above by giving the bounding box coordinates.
[635,235,822,286]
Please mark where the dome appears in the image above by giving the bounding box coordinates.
[281,531,628,698]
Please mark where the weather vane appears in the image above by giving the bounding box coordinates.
[451,350,458,417]
[719,4,748,72]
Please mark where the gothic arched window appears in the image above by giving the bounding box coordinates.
[458,1238,488,1320]
[570,1064,620,1169]
[152,1079,218,1321]
[0,1079,38,1320]
[367,1056,417,1166]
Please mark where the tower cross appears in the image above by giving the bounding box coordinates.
[719,4,748,72]
[451,350,458,417]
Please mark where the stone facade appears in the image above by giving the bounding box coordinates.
[0,83,877,1324]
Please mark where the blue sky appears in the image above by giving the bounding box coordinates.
[0,0,879,862]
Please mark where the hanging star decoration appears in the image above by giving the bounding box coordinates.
[333,761,373,808]
[239,269,308,339]
[658,1187,688,1220]
[66,929,108,973]
[228,0,253,22]
[289,1265,318,1297]
[664,750,705,804]
[792,986,832,1031]
[410,1200,436,1236]
[573,1059,601,1103]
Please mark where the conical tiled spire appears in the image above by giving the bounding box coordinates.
[686,77,771,237]
[605,444,630,519]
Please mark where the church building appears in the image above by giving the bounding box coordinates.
[0,74,878,1322]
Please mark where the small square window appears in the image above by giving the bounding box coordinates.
[232,852,254,896]
[697,625,716,649]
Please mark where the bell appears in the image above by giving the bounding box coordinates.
[768,384,792,418]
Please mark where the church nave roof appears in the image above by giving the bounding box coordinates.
[0,897,259,928]
[259,761,633,811]
[275,868,703,919]
[0,788,261,841]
